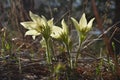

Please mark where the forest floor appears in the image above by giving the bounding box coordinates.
[0,38,120,80]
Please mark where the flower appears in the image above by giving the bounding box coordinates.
[51,26,63,39]
[20,11,53,39]
[51,19,71,50]
[51,19,68,40]
[71,13,95,33]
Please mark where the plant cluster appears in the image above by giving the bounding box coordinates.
[21,11,95,69]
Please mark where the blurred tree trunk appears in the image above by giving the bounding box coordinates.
[20,0,34,39]
[112,0,120,55]
[0,1,4,29]
[111,0,120,79]
[9,0,34,38]
[114,0,120,22]
[22,0,34,13]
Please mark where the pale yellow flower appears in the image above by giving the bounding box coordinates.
[51,19,72,52]
[51,19,68,39]
[51,26,63,39]
[71,13,95,33]
[20,11,53,39]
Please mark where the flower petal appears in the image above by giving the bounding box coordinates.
[48,18,54,27]
[71,17,80,32]
[29,11,41,23]
[79,13,87,29]
[51,26,62,39]
[61,19,68,34]
[40,16,48,27]
[87,18,95,31]
[32,36,36,40]
[20,22,38,30]
[25,30,40,36]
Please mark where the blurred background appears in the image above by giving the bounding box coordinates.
[0,0,119,37]
[0,0,120,53]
